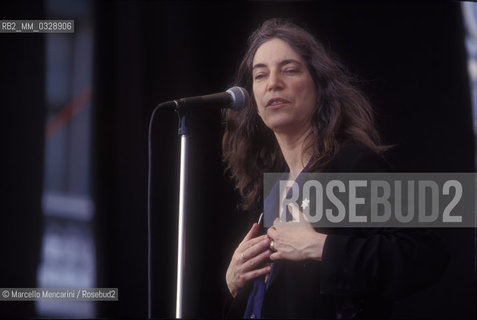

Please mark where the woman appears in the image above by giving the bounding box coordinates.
[222,19,447,319]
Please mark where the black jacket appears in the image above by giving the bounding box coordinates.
[226,144,449,319]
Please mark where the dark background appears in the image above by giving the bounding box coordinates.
[1,1,475,319]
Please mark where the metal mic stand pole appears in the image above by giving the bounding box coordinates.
[175,111,189,318]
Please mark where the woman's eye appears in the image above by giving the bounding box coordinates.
[254,74,265,80]
[284,69,297,74]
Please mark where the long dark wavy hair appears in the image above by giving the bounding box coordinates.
[222,18,386,211]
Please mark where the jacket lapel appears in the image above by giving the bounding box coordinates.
[264,168,310,287]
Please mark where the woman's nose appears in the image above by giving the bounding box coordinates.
[267,70,284,91]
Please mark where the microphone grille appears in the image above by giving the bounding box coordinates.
[226,86,249,111]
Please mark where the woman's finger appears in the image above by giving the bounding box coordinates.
[239,234,268,255]
[240,265,272,283]
[273,217,287,228]
[270,251,282,261]
[267,227,277,240]
[244,236,270,260]
[241,249,272,273]
[241,223,259,244]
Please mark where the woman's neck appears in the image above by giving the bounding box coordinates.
[274,126,313,181]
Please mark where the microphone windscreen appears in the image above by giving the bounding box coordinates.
[226,86,249,111]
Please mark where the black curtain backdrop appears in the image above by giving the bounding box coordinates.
[0,1,474,319]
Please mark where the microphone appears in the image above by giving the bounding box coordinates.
[169,86,249,111]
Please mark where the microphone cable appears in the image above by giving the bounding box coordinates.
[147,101,177,319]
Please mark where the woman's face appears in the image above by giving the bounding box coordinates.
[252,38,317,135]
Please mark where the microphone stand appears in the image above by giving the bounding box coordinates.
[175,111,189,319]
[148,87,247,318]
[147,101,188,320]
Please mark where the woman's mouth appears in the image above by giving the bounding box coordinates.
[266,97,290,109]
